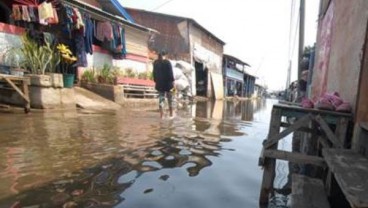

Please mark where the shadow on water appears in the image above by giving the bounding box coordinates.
[0,99,272,208]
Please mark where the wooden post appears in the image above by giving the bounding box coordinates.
[259,107,282,206]
[22,81,30,113]
[335,117,349,147]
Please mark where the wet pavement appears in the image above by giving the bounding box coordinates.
[0,99,282,208]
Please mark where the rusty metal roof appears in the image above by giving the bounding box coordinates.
[125,8,225,45]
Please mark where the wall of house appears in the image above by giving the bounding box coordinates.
[189,23,224,74]
[356,26,368,123]
[0,22,149,76]
[189,23,224,99]
[311,0,368,112]
[0,23,23,66]
[126,9,191,62]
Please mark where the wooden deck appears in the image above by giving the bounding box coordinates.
[323,148,368,208]
[258,103,352,206]
[0,74,31,113]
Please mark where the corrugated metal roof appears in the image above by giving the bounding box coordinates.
[125,8,225,45]
[96,0,134,23]
[223,54,250,67]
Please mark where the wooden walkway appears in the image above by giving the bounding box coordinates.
[323,148,368,208]
[258,103,353,206]
[0,74,30,113]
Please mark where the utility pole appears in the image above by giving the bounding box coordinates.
[286,60,291,88]
[298,0,305,82]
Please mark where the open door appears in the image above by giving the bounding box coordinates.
[195,61,207,97]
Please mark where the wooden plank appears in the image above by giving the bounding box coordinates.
[291,174,330,208]
[274,103,352,118]
[318,136,331,148]
[361,122,368,131]
[314,116,343,148]
[335,117,349,147]
[323,148,368,208]
[2,77,30,103]
[0,74,30,83]
[259,107,282,206]
[278,100,302,106]
[263,114,312,149]
[280,122,315,134]
[263,150,326,167]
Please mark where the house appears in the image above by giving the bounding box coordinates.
[311,0,368,146]
[0,0,156,108]
[0,0,155,76]
[125,8,226,99]
[222,54,255,98]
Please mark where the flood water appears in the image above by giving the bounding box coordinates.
[0,99,283,208]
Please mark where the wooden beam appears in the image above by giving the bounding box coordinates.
[314,116,343,148]
[335,117,349,147]
[263,114,312,149]
[263,149,326,167]
[22,80,30,113]
[2,77,30,103]
[281,122,315,134]
[259,107,282,206]
[318,136,331,148]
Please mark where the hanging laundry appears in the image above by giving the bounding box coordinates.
[73,32,87,67]
[12,5,22,21]
[113,26,127,59]
[28,6,38,22]
[47,8,59,24]
[38,1,54,25]
[95,21,113,41]
[63,5,74,38]
[83,13,94,54]
[21,5,31,22]
[72,8,84,32]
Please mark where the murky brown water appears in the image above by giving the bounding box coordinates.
[0,99,276,208]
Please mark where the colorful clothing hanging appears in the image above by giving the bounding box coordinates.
[83,13,94,54]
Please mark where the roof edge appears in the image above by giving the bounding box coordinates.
[125,7,225,45]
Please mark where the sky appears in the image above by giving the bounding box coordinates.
[120,0,320,90]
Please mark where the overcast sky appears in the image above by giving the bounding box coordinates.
[120,0,320,90]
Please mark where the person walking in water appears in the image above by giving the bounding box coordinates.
[153,50,175,119]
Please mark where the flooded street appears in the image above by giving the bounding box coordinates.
[0,99,277,208]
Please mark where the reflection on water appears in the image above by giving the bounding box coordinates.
[0,99,272,208]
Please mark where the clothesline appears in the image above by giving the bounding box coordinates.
[61,0,157,34]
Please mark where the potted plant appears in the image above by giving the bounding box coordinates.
[56,44,77,88]
[11,33,60,87]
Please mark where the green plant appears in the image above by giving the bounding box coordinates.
[124,68,137,78]
[15,33,58,75]
[97,64,114,84]
[82,68,97,83]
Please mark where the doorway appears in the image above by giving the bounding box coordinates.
[195,61,208,97]
[0,2,11,23]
